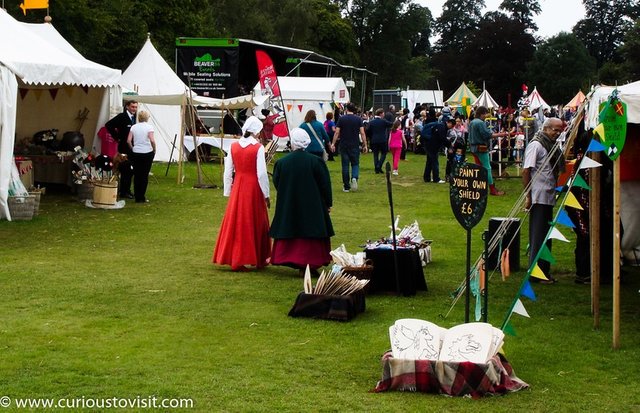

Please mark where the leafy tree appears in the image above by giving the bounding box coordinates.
[434,0,485,53]
[499,0,541,32]
[458,12,536,107]
[526,33,596,104]
[618,19,640,80]
[573,0,640,69]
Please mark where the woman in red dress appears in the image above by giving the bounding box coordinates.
[213,116,271,271]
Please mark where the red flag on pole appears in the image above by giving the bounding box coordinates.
[256,50,289,138]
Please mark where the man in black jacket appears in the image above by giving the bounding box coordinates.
[422,120,448,183]
[368,108,392,173]
[105,100,137,199]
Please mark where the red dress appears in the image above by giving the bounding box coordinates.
[212,142,271,269]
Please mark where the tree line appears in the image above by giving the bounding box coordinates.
[8,0,640,107]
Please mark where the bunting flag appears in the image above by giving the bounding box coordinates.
[530,264,548,280]
[587,138,606,153]
[572,174,591,190]
[298,104,303,113]
[503,321,516,336]
[19,88,29,100]
[319,102,324,109]
[549,227,570,242]
[593,123,605,140]
[48,88,58,100]
[556,209,575,229]
[578,155,602,170]
[513,299,531,318]
[286,104,293,112]
[564,192,584,210]
[81,86,89,94]
[20,0,48,15]
[520,281,537,301]
[555,185,566,192]
[538,244,556,264]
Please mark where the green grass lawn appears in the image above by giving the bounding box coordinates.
[2,151,639,412]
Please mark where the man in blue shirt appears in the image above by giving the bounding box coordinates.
[330,103,368,192]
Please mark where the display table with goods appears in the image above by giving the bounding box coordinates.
[364,220,430,296]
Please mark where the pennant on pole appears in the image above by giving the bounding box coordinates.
[586,139,606,153]
[539,244,556,264]
[556,209,576,228]
[572,174,591,190]
[20,0,48,15]
[564,192,584,210]
[592,123,606,141]
[513,299,531,318]
[549,227,570,242]
[578,155,602,170]
[520,280,537,301]
[530,264,549,280]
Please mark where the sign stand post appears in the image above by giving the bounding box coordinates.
[450,162,488,323]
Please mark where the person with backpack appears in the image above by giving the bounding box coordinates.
[422,119,448,183]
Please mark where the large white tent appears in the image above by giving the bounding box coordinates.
[118,37,192,162]
[473,89,500,109]
[253,76,349,134]
[0,9,120,220]
[402,89,444,111]
[524,86,550,111]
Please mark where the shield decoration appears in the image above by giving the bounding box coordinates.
[449,162,488,230]
[598,98,627,161]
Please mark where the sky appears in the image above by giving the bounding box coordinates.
[418,0,586,39]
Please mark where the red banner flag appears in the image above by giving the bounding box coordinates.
[256,50,289,138]
[256,50,281,98]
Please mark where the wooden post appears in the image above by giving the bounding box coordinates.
[612,157,621,349]
[590,151,601,328]
[177,100,186,185]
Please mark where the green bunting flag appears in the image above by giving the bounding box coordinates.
[503,321,517,336]
[538,244,556,264]
[572,174,591,190]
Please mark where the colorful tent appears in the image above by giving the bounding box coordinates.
[564,90,586,110]
[523,86,550,111]
[445,82,478,107]
[473,89,500,109]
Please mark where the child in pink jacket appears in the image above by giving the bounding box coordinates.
[388,120,407,175]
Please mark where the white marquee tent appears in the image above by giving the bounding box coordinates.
[473,89,500,109]
[0,9,121,220]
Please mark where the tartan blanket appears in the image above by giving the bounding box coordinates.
[373,352,529,398]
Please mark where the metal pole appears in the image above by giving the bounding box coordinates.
[385,162,402,295]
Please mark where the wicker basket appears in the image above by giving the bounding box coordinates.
[28,191,42,216]
[8,195,35,221]
[342,259,374,281]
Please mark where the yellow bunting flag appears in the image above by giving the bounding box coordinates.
[529,263,548,280]
[20,0,48,15]
[593,122,606,141]
[564,192,584,210]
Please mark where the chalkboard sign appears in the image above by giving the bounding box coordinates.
[449,162,488,230]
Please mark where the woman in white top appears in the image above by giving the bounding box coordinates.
[127,110,156,203]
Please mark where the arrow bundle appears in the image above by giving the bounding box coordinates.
[305,266,369,296]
